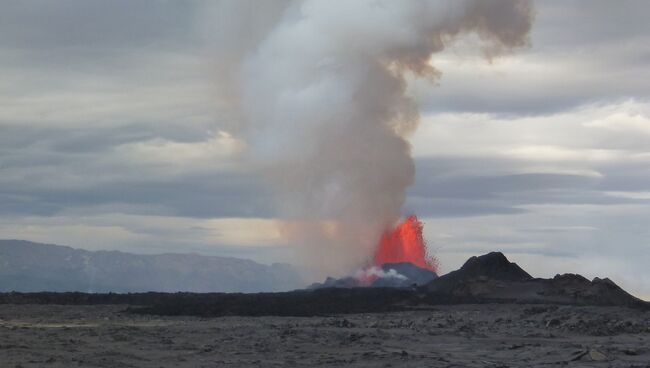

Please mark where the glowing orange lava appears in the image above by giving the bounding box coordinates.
[373,215,438,272]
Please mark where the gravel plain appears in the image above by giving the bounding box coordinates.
[1,304,649,368]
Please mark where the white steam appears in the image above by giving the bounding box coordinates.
[355,266,408,282]
[206,0,534,278]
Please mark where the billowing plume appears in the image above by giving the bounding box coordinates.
[207,0,534,278]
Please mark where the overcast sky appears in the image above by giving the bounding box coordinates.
[1,1,649,297]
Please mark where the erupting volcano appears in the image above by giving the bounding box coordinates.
[373,215,438,273]
[311,216,439,289]
[217,0,535,277]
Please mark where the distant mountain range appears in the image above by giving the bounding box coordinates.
[0,240,304,293]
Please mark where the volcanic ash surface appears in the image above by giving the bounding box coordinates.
[1,303,649,367]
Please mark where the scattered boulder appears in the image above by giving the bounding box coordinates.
[588,349,608,361]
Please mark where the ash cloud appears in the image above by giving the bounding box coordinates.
[201,0,534,277]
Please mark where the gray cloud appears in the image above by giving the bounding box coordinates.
[0,167,272,219]
[417,1,650,115]
[405,157,650,220]
[0,1,195,49]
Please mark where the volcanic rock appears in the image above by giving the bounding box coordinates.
[589,349,608,361]
[450,251,532,281]
[422,252,648,309]
[536,274,645,307]
[310,262,438,289]
[424,252,531,294]
[312,276,360,289]
[371,263,438,287]
[4,251,647,318]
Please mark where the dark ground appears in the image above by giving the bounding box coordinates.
[0,303,648,367]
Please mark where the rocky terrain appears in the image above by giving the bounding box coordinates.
[123,252,648,317]
[423,252,649,309]
[1,251,648,366]
[0,303,648,367]
[0,240,302,293]
[2,252,645,318]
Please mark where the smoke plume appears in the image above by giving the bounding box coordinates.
[208,0,534,278]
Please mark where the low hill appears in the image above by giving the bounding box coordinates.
[422,252,647,309]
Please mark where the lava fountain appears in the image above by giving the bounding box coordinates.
[373,215,438,273]
[349,215,439,287]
